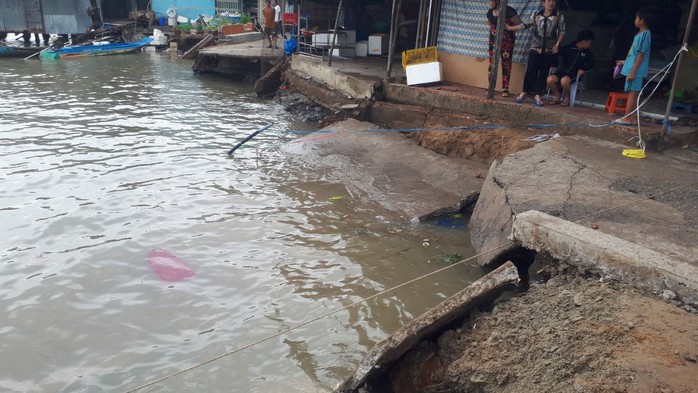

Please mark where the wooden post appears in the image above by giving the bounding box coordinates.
[487,0,508,100]
[296,2,301,54]
[659,0,697,150]
[386,0,403,77]
[328,0,344,67]
[415,0,426,49]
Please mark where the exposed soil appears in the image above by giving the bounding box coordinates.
[276,89,698,393]
[408,126,537,164]
[384,260,698,393]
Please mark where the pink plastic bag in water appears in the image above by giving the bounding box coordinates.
[147,249,195,282]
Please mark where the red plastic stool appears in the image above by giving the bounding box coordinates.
[605,92,629,114]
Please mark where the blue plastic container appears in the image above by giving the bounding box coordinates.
[284,39,297,56]
[228,16,241,24]
[158,17,166,26]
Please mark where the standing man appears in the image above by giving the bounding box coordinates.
[262,0,276,49]
[273,0,282,49]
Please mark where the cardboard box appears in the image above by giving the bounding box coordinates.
[406,62,442,86]
[368,34,389,55]
[355,40,368,57]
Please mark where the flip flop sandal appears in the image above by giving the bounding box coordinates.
[560,101,570,107]
[534,97,545,107]
[515,94,526,103]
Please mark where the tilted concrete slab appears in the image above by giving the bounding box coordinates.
[470,136,698,270]
[513,210,698,302]
[282,118,488,221]
[336,262,519,393]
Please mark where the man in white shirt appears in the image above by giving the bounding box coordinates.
[272,0,282,49]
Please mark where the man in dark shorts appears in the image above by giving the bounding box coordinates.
[262,0,276,49]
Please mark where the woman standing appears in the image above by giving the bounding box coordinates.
[510,0,566,106]
[487,0,522,97]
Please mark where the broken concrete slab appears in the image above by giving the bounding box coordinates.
[470,136,698,268]
[336,262,519,393]
[282,118,488,221]
[513,210,698,302]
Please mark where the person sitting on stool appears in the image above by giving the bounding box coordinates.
[546,29,596,106]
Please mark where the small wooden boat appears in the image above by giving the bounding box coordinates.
[0,45,45,58]
[40,37,153,60]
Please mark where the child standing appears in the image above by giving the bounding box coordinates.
[546,29,596,106]
[617,8,654,124]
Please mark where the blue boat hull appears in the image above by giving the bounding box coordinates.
[40,37,153,60]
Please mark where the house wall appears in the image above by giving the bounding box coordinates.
[439,52,526,93]
[152,0,215,21]
[436,0,697,102]
[436,0,538,92]
[676,42,698,101]
[0,0,93,33]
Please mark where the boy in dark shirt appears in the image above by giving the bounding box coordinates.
[546,29,596,106]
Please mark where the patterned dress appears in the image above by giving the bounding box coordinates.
[487,6,518,91]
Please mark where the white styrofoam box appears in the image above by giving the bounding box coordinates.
[406,62,442,86]
[368,34,389,55]
[312,33,347,46]
[149,35,168,46]
[176,15,189,24]
[355,40,368,57]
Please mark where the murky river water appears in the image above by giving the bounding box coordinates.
[0,52,481,392]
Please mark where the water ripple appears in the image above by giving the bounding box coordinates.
[0,53,481,393]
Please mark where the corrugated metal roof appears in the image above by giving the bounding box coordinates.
[0,0,95,34]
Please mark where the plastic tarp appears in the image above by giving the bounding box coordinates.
[0,0,94,34]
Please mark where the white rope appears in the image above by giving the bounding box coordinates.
[123,177,698,392]
[587,44,687,137]
[124,241,515,392]
[617,43,688,151]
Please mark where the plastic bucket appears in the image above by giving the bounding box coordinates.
[158,17,166,26]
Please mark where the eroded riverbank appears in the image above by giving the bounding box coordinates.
[274,86,698,392]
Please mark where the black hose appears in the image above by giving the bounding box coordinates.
[227,123,273,156]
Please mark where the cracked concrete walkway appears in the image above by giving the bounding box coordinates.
[470,134,698,287]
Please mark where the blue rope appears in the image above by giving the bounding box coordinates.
[283,120,628,135]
